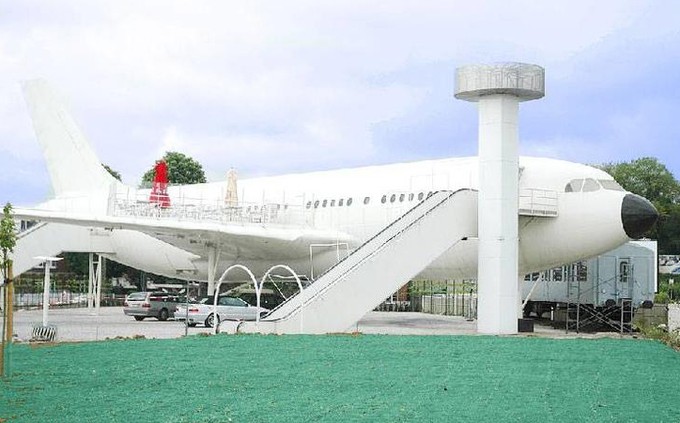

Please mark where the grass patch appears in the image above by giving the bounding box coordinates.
[2,335,680,422]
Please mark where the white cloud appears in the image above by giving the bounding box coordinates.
[1,0,680,204]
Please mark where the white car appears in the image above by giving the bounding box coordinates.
[175,296,270,327]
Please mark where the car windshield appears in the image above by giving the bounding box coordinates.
[127,292,146,301]
[197,296,227,305]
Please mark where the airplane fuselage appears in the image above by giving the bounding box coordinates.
[18,80,657,287]
[101,155,638,284]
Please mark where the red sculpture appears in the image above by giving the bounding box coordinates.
[149,160,171,208]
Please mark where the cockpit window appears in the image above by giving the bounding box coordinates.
[582,178,600,192]
[566,178,620,193]
[599,179,624,191]
[564,179,583,193]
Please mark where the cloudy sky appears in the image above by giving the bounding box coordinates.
[2,1,679,205]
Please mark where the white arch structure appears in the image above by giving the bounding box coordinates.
[212,263,304,335]
[213,264,258,335]
[258,264,304,333]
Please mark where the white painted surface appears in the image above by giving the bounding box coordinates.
[38,257,62,326]
[454,63,545,102]
[21,79,123,214]
[476,94,520,334]
[13,223,199,279]
[239,190,477,334]
[13,223,113,276]
[455,63,546,335]
[14,78,642,319]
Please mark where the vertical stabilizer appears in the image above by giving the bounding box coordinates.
[21,79,119,199]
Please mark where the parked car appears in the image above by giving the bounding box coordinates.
[235,291,286,311]
[175,295,269,327]
[123,292,180,321]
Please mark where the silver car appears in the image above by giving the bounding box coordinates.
[175,296,269,327]
[123,292,179,321]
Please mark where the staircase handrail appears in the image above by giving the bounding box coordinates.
[263,189,475,321]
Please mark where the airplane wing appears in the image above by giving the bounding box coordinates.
[13,208,358,260]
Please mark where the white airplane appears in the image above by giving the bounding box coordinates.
[14,80,658,296]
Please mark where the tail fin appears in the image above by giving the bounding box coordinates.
[21,79,119,199]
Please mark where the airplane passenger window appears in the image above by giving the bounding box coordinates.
[390,194,396,203]
[330,199,336,207]
[363,197,370,205]
[399,194,405,202]
[427,191,433,198]
[408,193,414,201]
[339,199,344,207]
[322,200,328,207]
[381,195,387,204]
[347,198,353,206]
[582,178,600,192]
[600,180,624,191]
[314,200,320,208]
[418,192,424,201]
[306,202,311,209]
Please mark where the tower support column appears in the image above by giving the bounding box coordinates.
[476,94,520,334]
[454,62,545,335]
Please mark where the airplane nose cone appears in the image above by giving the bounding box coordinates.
[621,194,658,239]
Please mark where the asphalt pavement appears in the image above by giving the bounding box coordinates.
[9,306,612,342]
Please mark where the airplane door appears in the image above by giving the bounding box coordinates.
[617,258,632,300]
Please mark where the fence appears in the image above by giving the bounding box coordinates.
[10,276,125,310]
[376,280,478,319]
[12,291,126,309]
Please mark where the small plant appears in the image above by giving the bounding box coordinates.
[638,324,680,350]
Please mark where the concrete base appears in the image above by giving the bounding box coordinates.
[668,304,680,333]
[518,318,534,333]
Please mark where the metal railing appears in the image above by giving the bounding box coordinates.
[519,188,558,217]
[111,193,312,227]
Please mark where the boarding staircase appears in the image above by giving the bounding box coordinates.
[236,189,478,334]
[12,222,114,276]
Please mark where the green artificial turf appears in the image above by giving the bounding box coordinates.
[1,335,679,422]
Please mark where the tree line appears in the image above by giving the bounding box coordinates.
[598,157,680,254]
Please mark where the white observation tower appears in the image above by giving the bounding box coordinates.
[455,63,545,334]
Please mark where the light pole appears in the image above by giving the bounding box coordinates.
[33,256,63,341]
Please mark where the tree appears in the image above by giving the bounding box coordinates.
[598,157,680,208]
[140,151,207,186]
[599,157,680,253]
[102,164,122,181]
[1,202,17,377]
[0,203,16,281]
